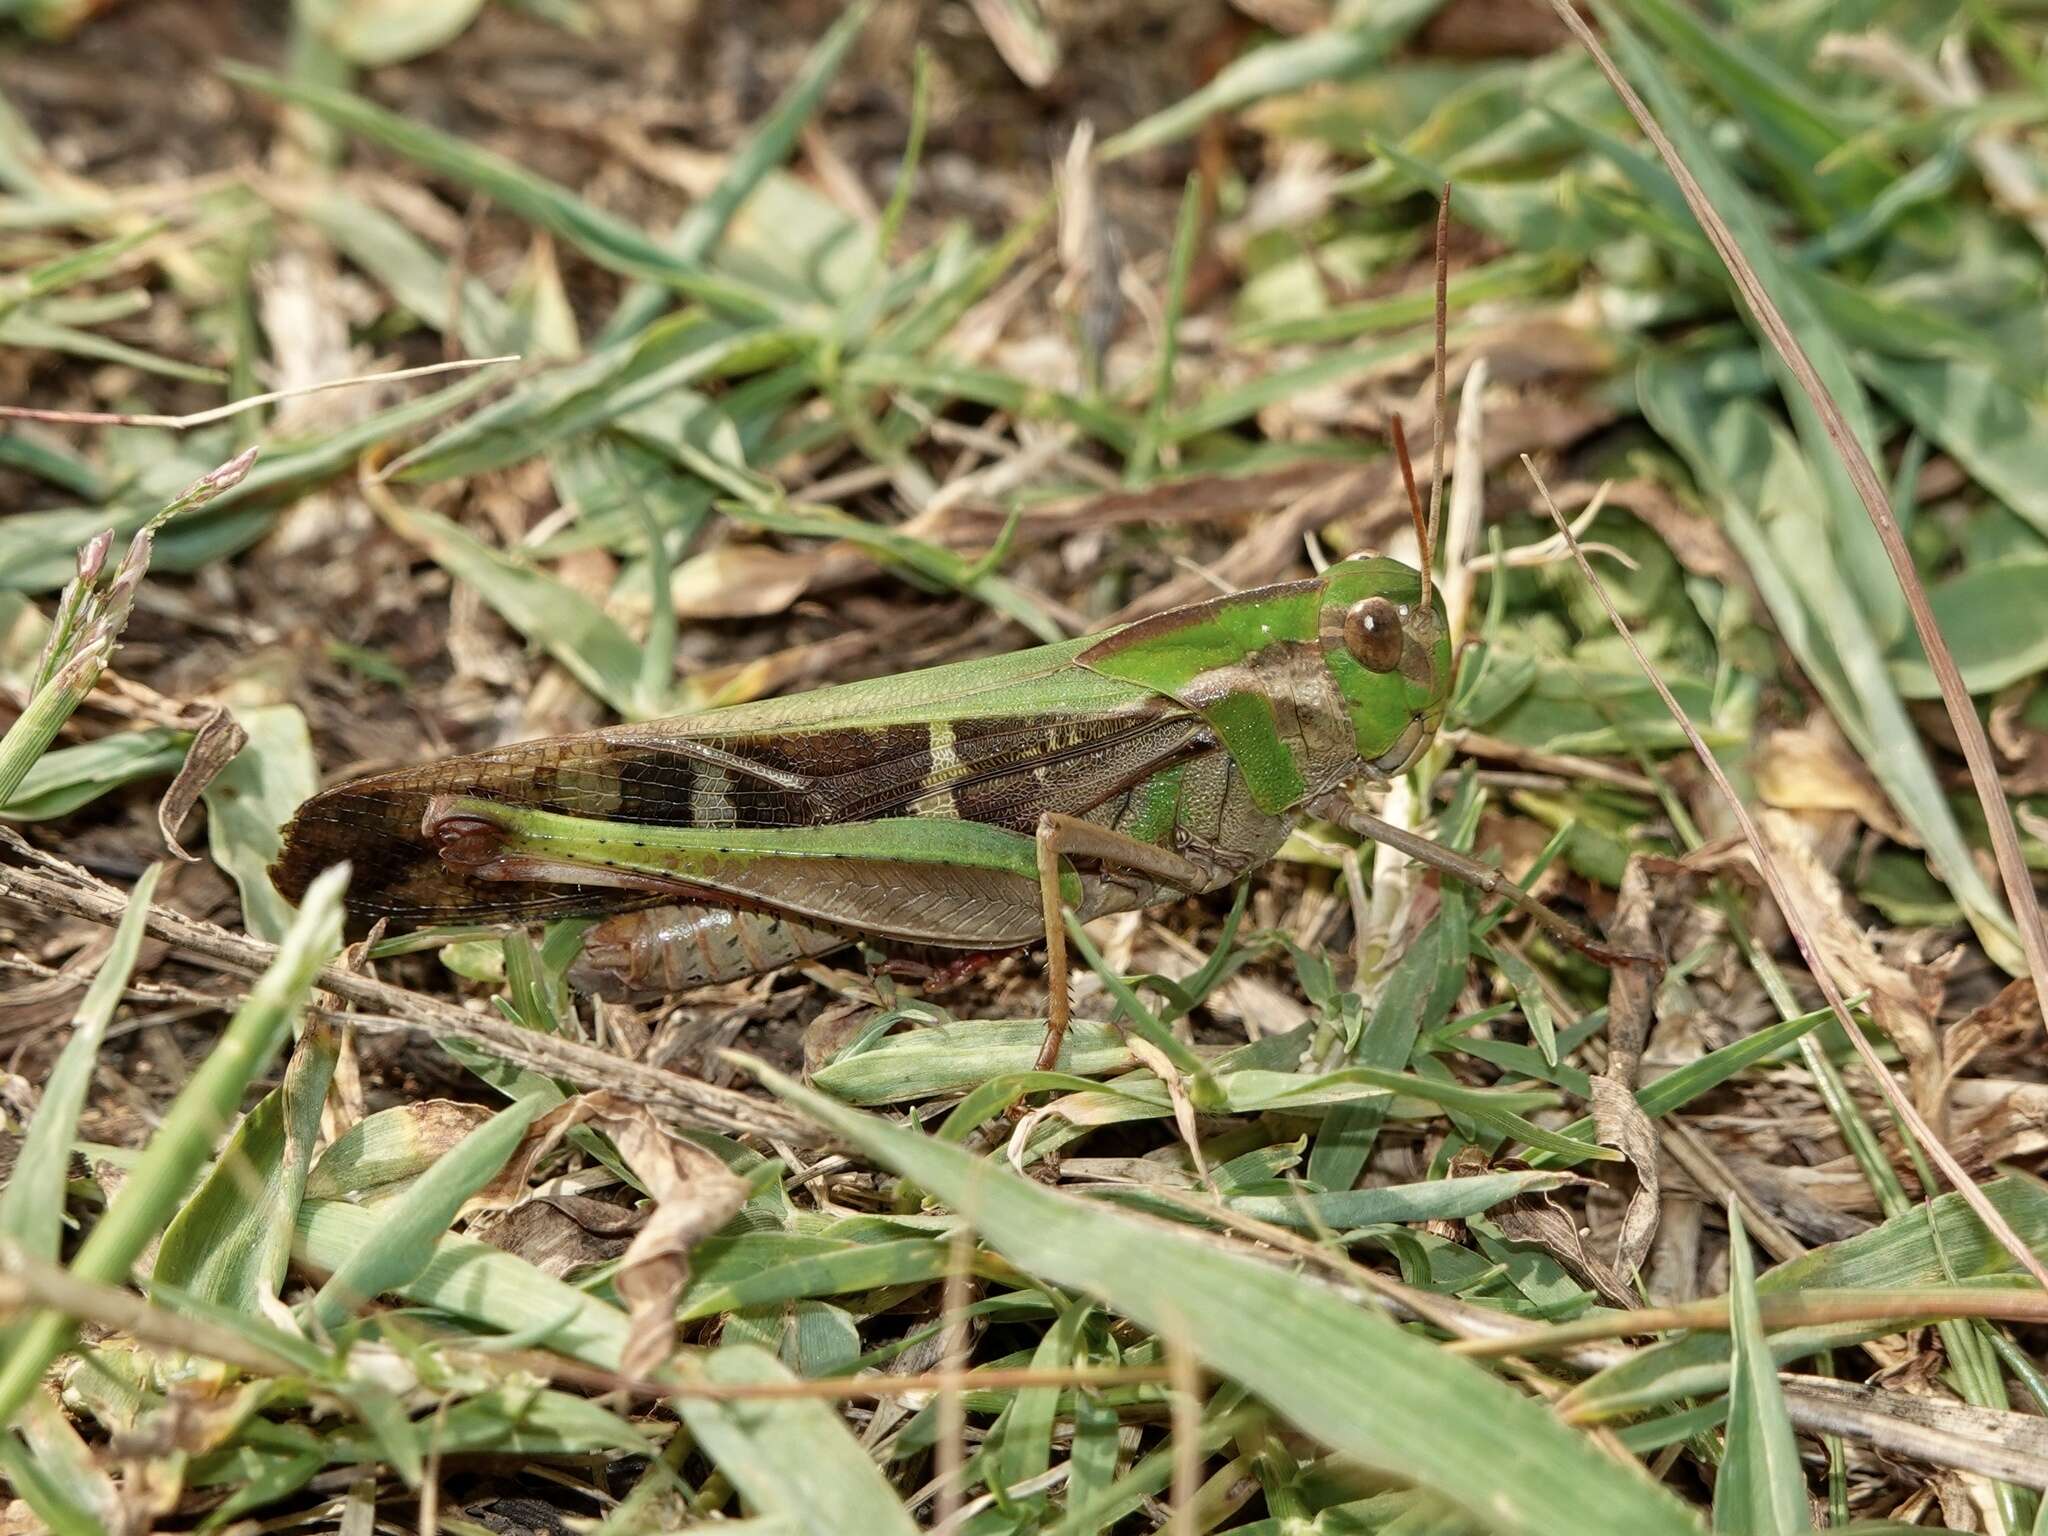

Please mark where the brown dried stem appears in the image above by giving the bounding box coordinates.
[0,355,516,429]
[1451,1284,2048,1359]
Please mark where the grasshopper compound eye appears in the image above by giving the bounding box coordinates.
[1344,595,1404,673]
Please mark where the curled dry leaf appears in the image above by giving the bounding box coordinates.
[1756,809,1945,1124]
[482,1194,637,1279]
[1939,978,2039,1094]
[1493,1190,1637,1309]
[1986,684,2048,794]
[156,706,247,862]
[663,543,824,621]
[1591,1077,1660,1286]
[1593,858,1663,1289]
[1124,1036,1211,1192]
[1948,1079,2048,1169]
[1756,715,1917,847]
[471,1090,749,1378]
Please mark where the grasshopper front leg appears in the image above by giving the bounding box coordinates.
[1310,791,1650,967]
[1033,812,1208,1072]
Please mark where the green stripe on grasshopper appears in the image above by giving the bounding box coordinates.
[429,795,1085,906]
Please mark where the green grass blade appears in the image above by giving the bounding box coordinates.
[602,0,874,343]
[1126,173,1200,484]
[151,1020,340,1321]
[1713,1202,1814,1532]
[201,703,317,942]
[1885,558,2048,698]
[0,861,346,1428]
[1857,352,2048,541]
[1231,1170,1587,1230]
[674,1345,918,1536]
[306,1093,550,1332]
[390,314,795,485]
[1570,1175,2048,1419]
[294,1197,632,1368]
[1100,0,1447,161]
[0,727,191,822]
[0,1429,108,1536]
[297,190,513,354]
[1636,358,2022,967]
[0,863,163,1260]
[744,1058,1701,1536]
[370,499,644,716]
[812,1019,1134,1104]
[1309,915,1451,1194]
[220,64,783,320]
[1527,1003,1835,1169]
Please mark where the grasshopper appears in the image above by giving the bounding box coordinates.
[273,538,1457,1068]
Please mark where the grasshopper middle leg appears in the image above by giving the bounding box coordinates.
[1034,812,1209,1073]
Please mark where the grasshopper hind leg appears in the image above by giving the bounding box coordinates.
[569,904,857,1001]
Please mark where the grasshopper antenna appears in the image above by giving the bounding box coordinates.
[1422,182,1450,614]
[1389,413,1430,582]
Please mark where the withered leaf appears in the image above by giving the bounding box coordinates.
[157,706,247,862]
[470,1090,749,1378]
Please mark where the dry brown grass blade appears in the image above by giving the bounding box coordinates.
[1524,458,2048,1292]
[0,355,517,429]
[1450,1284,2048,1358]
[1547,0,2048,995]
[1779,1376,2048,1492]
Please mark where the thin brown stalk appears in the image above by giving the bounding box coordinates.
[1311,793,1650,967]
[511,1352,1174,1403]
[1548,0,2048,996]
[0,1239,303,1378]
[0,833,815,1145]
[934,1225,974,1528]
[1450,1284,2048,1359]
[1524,458,2048,1292]
[1166,1314,1201,1536]
[0,355,516,429]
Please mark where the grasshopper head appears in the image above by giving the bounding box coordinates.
[1317,553,1452,779]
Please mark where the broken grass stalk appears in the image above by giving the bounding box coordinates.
[0,448,257,805]
[0,355,515,429]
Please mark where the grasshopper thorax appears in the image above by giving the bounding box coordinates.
[1075,552,1451,814]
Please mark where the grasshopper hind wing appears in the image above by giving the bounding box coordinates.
[270,738,684,926]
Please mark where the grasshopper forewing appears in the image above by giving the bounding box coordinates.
[272,555,1453,1066]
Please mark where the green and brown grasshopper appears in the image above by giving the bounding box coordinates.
[272,532,1463,1068]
